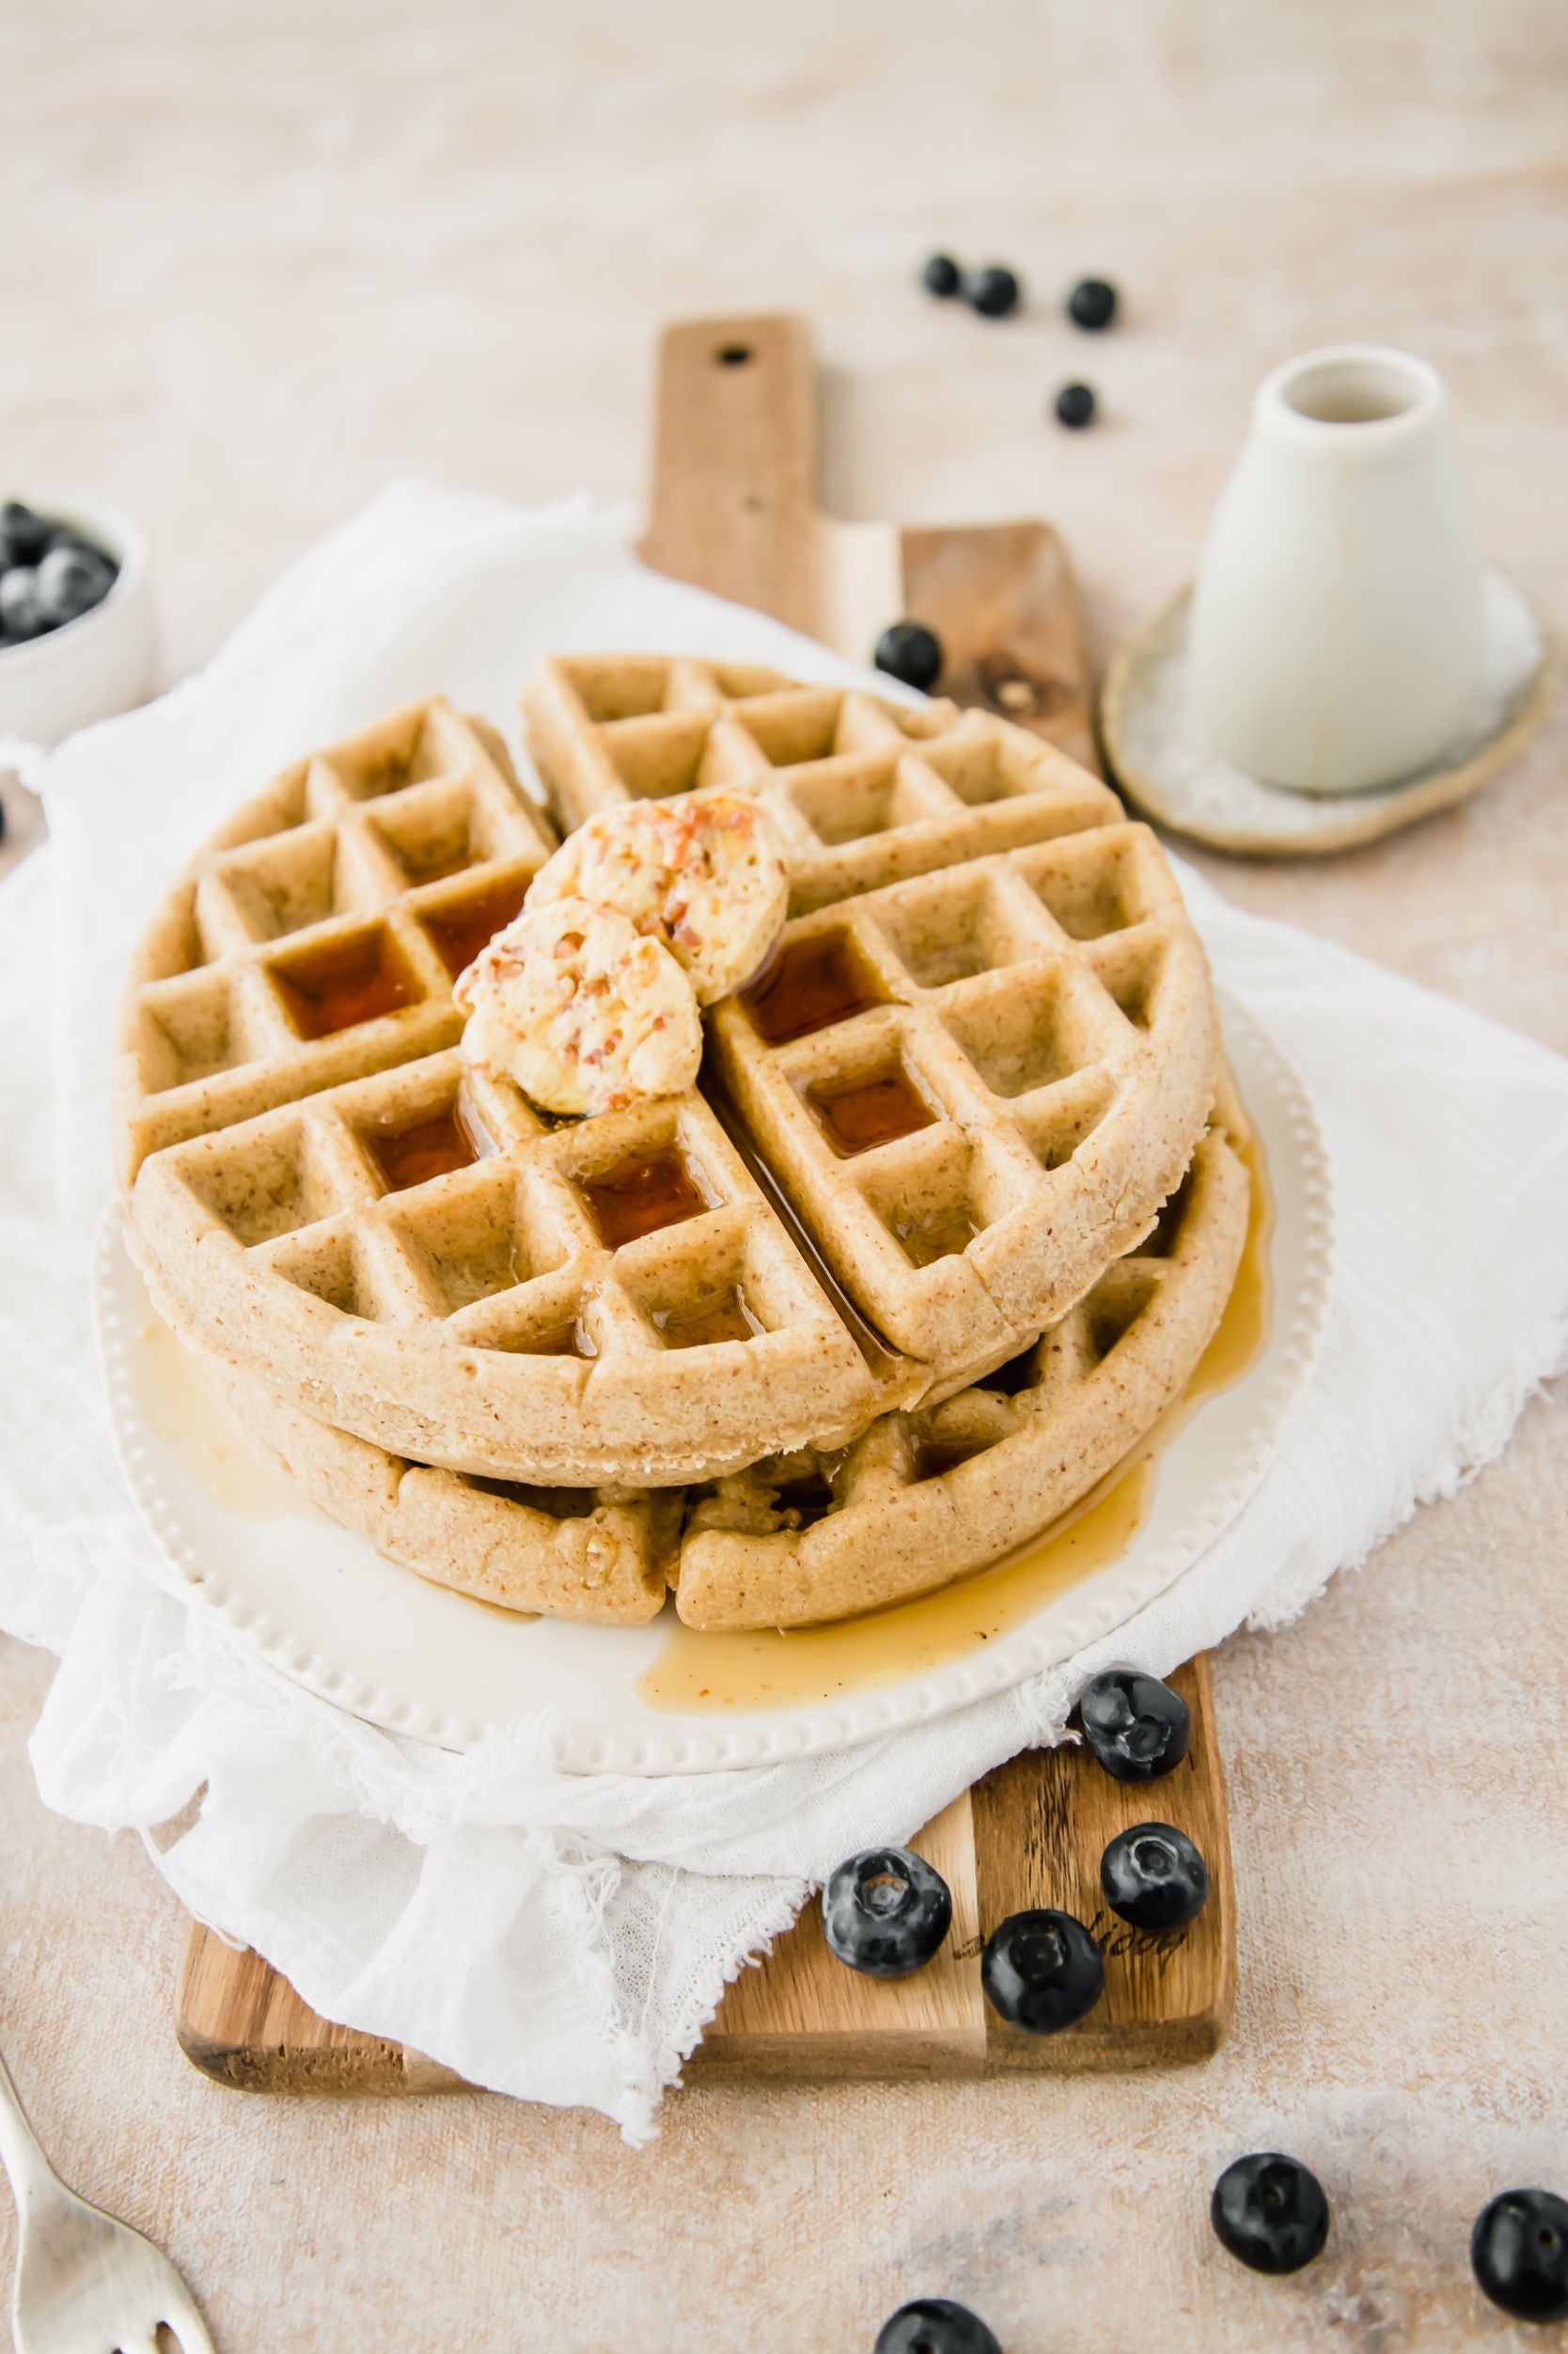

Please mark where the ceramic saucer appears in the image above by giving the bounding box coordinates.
[1101,567,1551,856]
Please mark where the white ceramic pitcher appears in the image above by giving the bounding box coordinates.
[1187,346,1484,795]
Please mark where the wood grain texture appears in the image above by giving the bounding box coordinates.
[901,520,1099,773]
[176,1665,1232,2091]
[639,313,820,632]
[171,306,1231,2096]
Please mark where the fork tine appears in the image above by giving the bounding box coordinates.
[162,2295,218,2354]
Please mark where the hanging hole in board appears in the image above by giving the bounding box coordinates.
[715,343,753,367]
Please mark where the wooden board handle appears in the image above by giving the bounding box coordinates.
[640,313,819,634]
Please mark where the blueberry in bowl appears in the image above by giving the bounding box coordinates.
[1100,1822,1209,1931]
[1077,1667,1190,1782]
[875,2297,1002,2353]
[1211,2153,1329,2274]
[822,1846,952,1978]
[1471,2187,1568,2323]
[0,496,153,746]
[980,1907,1103,2032]
[0,501,118,646]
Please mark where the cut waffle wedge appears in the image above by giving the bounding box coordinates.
[119,671,1222,1489]
[523,654,1121,913]
[203,1105,1249,1630]
[675,1110,1250,1628]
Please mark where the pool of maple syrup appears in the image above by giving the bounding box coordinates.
[742,930,888,1045]
[361,1104,480,1193]
[804,1060,939,1157]
[271,927,421,1040]
[420,874,531,980]
[638,1127,1274,1715]
[891,1202,980,1268]
[651,1284,763,1349]
[133,1299,314,1523]
[579,1146,712,1248]
[494,1317,599,1359]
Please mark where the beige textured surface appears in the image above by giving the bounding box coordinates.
[2,2,1565,2348]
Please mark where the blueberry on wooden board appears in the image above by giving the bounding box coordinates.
[1211,2153,1330,2274]
[1471,2188,1568,2323]
[1067,276,1118,331]
[822,1846,952,1979]
[1100,1821,1209,1930]
[874,620,944,693]
[964,264,1021,319]
[980,1907,1103,2032]
[922,253,963,298]
[874,2298,1002,2354]
[1054,382,1097,430]
[1077,1668,1190,1781]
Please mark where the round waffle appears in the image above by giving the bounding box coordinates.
[118,672,1221,1487]
[201,1107,1248,1630]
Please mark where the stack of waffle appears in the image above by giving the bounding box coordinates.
[113,661,1250,1633]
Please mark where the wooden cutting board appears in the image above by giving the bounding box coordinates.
[174,312,1235,2094]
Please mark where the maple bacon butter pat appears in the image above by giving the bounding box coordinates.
[526,789,789,1005]
[455,896,702,1117]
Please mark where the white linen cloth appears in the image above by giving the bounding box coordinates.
[2,482,1566,2141]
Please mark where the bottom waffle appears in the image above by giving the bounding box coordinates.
[206,1096,1251,1634]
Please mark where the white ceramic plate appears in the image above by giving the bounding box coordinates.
[97,997,1332,1774]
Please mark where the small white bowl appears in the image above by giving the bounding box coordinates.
[0,495,157,749]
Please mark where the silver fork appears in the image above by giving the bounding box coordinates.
[0,2041,214,2354]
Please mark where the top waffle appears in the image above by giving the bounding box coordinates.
[523,654,1121,913]
[118,673,1221,1489]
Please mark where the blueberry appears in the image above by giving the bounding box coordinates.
[922,253,963,299]
[1067,277,1118,331]
[980,1908,1103,2033]
[0,500,52,567]
[874,620,944,693]
[1211,2153,1329,2275]
[0,568,47,641]
[1101,1822,1209,1931]
[823,1846,952,1979]
[1077,1668,1189,1781]
[36,542,116,627]
[1471,2188,1568,2323]
[964,265,1021,319]
[1054,383,1097,431]
[874,2298,1001,2354]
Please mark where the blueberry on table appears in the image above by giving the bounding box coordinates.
[35,542,116,626]
[980,1907,1103,2033]
[1054,382,1097,430]
[0,568,46,641]
[875,2297,1002,2354]
[1067,276,1119,331]
[1101,1821,1209,1930]
[823,1846,952,1978]
[964,264,1021,319]
[1077,1668,1190,1781]
[874,620,944,693]
[1211,2153,1329,2274]
[0,500,52,566]
[922,253,963,298]
[1471,2188,1568,2323]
